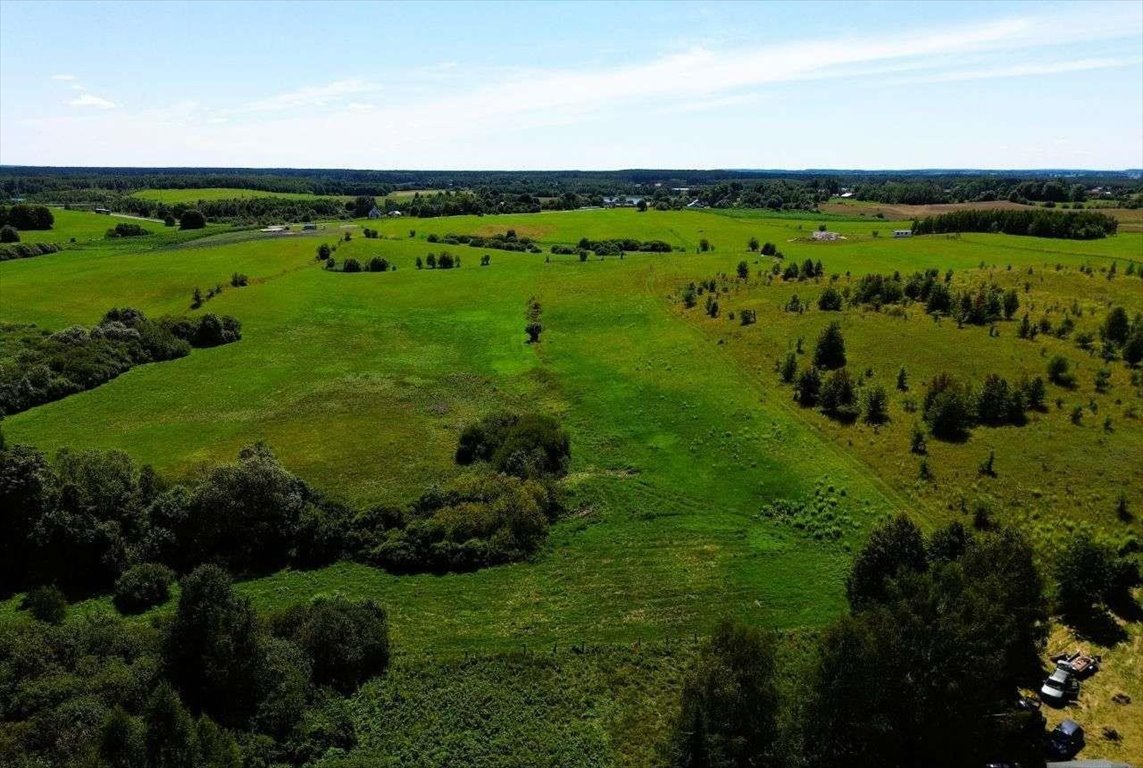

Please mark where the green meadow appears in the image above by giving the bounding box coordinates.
[3,208,1141,637]
[2,206,1141,762]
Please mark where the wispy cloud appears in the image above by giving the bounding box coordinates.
[70,93,116,109]
[238,79,381,113]
[51,74,114,109]
[888,57,1142,85]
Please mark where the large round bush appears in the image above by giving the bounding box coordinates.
[113,562,175,614]
[179,209,206,230]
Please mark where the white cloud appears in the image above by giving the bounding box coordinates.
[70,93,116,109]
[7,3,1141,168]
[238,79,381,113]
[50,74,77,81]
[888,57,1142,85]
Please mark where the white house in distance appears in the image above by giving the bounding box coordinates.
[893,229,913,238]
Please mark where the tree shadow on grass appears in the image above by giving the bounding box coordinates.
[1062,608,1129,647]
[1108,590,1143,624]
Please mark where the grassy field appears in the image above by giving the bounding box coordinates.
[1,206,1140,763]
[129,187,351,203]
[820,197,1143,232]
[9,207,220,246]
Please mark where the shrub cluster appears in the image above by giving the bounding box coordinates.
[429,230,542,253]
[575,237,673,256]
[847,269,1019,324]
[0,307,241,415]
[113,562,175,614]
[105,222,150,238]
[921,372,1043,440]
[178,209,206,229]
[455,411,572,478]
[0,411,570,597]
[353,473,562,573]
[1098,305,1143,367]
[0,241,62,261]
[780,258,824,281]
[422,251,458,269]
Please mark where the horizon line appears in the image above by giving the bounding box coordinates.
[1,164,1140,175]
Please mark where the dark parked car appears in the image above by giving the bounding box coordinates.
[1045,719,1085,760]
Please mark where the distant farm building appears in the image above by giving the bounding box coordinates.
[893,229,913,238]
[387,210,403,217]
[367,207,383,219]
[94,207,112,215]
[811,230,841,241]
[302,222,318,231]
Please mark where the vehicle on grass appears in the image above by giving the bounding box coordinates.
[1040,664,1079,706]
[1049,650,1101,679]
[1045,719,1085,760]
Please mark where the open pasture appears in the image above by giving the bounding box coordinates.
[2,204,1142,764]
[3,207,1139,644]
[8,207,185,245]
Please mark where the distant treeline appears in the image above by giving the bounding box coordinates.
[856,178,1143,206]
[42,190,352,226]
[912,209,1119,239]
[0,308,241,415]
[3,167,1140,218]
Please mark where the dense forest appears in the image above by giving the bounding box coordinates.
[912,209,1120,239]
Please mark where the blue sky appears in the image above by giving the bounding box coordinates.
[1,0,1141,169]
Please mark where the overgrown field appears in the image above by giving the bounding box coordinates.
[1,206,1140,763]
